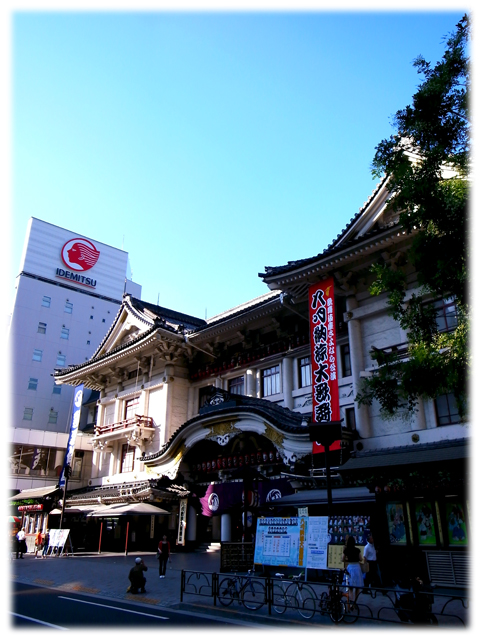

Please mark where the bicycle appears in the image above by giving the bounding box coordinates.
[273,573,316,619]
[217,570,265,610]
[318,569,359,624]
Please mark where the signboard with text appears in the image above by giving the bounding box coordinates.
[309,277,340,453]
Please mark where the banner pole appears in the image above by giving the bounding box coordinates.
[98,521,103,554]
[125,521,129,556]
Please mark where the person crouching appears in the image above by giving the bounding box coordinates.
[127,557,148,594]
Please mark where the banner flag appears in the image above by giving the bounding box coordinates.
[59,384,84,488]
[309,278,340,453]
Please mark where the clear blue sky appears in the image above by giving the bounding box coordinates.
[10,8,467,321]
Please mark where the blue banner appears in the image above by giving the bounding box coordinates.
[59,384,84,488]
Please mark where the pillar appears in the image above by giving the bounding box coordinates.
[221,514,232,542]
[245,368,256,397]
[346,296,372,438]
[186,505,197,542]
[282,356,293,409]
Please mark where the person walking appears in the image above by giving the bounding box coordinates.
[157,534,171,578]
[342,535,364,604]
[127,557,148,594]
[363,534,381,589]
[16,528,26,559]
[34,530,43,558]
[42,530,50,558]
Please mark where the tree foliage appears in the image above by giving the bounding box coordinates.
[357,15,470,420]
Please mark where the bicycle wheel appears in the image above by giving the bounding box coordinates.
[343,601,359,624]
[273,584,287,614]
[294,584,316,619]
[218,578,234,606]
[329,600,345,624]
[242,579,265,610]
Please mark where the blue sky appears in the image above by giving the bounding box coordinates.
[9,7,467,320]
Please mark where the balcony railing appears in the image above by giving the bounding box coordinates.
[92,415,155,447]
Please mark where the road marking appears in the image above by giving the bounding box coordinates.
[58,596,170,620]
[11,612,69,629]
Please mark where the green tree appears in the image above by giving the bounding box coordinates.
[357,15,470,420]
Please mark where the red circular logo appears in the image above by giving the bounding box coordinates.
[61,238,100,272]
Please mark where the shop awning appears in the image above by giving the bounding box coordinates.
[339,439,468,472]
[10,485,61,501]
[48,505,103,515]
[263,486,375,507]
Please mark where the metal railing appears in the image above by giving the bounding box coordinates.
[180,570,469,626]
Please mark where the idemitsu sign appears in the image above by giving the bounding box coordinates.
[309,277,340,454]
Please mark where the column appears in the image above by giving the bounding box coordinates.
[245,368,256,397]
[186,505,197,542]
[346,296,372,438]
[221,513,231,542]
[282,356,293,409]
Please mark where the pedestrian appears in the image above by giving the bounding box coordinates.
[34,530,43,558]
[363,534,381,589]
[42,529,50,558]
[157,534,171,578]
[16,528,27,559]
[127,557,148,594]
[342,535,364,604]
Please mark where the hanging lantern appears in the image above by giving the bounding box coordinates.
[256,452,262,464]
[269,451,274,461]
[206,461,211,471]
[222,457,227,469]
[227,456,232,468]
[244,453,250,465]
[202,462,206,472]
[238,455,244,467]
[211,460,216,470]
[233,456,237,467]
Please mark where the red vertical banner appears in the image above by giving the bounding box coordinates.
[309,278,340,453]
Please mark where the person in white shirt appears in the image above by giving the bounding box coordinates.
[16,528,26,559]
[363,534,381,588]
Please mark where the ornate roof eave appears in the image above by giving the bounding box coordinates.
[262,224,409,301]
[141,403,311,468]
[54,327,187,389]
[187,291,283,342]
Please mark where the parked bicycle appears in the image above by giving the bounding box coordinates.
[318,569,359,624]
[273,573,316,619]
[217,570,265,610]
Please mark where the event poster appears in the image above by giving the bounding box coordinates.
[415,502,437,545]
[446,502,468,546]
[387,502,407,544]
[47,529,70,549]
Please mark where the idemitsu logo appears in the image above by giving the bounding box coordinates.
[61,238,100,272]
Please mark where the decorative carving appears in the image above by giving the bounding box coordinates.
[263,423,285,449]
[205,421,241,446]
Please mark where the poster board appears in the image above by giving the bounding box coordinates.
[254,517,307,567]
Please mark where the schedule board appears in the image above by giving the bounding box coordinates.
[254,516,329,569]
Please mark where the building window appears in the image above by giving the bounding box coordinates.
[124,397,139,420]
[32,349,43,362]
[435,393,461,426]
[262,365,281,397]
[345,407,356,431]
[121,444,134,473]
[52,383,62,395]
[433,297,458,332]
[56,354,66,366]
[37,322,47,334]
[340,344,352,377]
[28,378,38,391]
[64,301,73,314]
[228,376,245,395]
[42,296,51,308]
[298,356,312,388]
[60,327,70,340]
[23,407,34,421]
[48,410,58,424]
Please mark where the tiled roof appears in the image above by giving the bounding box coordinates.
[260,177,389,280]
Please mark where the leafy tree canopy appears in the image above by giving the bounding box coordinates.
[357,15,470,420]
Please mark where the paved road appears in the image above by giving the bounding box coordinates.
[9,550,468,628]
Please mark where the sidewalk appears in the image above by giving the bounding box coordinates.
[10,550,469,627]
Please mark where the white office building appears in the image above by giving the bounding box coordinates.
[9,218,141,493]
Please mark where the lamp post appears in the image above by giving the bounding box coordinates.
[308,421,342,514]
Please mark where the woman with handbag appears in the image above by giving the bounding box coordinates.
[157,534,171,578]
